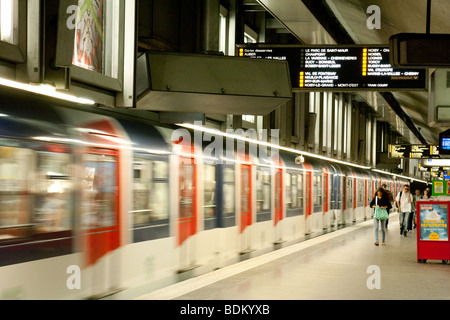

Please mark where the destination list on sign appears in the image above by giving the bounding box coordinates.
[301,47,359,88]
[238,46,426,90]
[389,144,440,159]
[300,47,422,89]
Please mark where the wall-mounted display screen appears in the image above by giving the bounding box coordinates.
[389,144,440,159]
[237,45,427,91]
[441,137,450,150]
[439,129,450,155]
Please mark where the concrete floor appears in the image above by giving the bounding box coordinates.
[137,213,450,300]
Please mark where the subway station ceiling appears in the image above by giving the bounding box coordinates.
[253,0,450,145]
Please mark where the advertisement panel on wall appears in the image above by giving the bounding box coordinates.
[419,203,449,241]
[417,201,450,263]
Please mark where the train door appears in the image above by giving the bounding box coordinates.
[240,164,252,252]
[274,168,283,241]
[329,174,335,225]
[342,175,347,224]
[364,178,370,219]
[304,163,313,234]
[336,174,344,226]
[81,149,121,297]
[178,157,197,268]
[323,170,330,229]
[331,173,342,228]
[372,180,376,197]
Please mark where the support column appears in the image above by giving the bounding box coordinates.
[201,0,220,54]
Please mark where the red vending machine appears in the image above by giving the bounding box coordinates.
[416,201,450,264]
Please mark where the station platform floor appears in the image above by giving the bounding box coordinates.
[135,213,450,300]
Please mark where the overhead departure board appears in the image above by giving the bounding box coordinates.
[389,144,440,159]
[237,45,427,91]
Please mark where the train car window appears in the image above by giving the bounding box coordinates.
[151,160,169,220]
[256,166,271,222]
[297,174,304,210]
[0,144,73,238]
[0,142,74,266]
[203,164,217,218]
[0,146,34,239]
[291,174,298,208]
[132,158,169,225]
[357,180,364,206]
[180,160,195,219]
[286,172,303,217]
[347,178,353,207]
[286,173,292,208]
[286,173,300,209]
[34,151,73,233]
[338,177,343,210]
[314,175,322,206]
[81,153,117,229]
[153,160,169,180]
[223,166,235,215]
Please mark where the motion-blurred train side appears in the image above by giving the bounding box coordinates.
[0,88,413,299]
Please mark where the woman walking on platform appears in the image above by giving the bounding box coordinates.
[370,188,392,246]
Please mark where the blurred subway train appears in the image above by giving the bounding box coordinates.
[0,87,417,299]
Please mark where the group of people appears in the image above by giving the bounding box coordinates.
[370,184,431,246]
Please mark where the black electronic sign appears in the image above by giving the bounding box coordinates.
[389,144,440,159]
[237,45,427,91]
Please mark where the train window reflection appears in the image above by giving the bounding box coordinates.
[286,173,303,211]
[241,166,250,213]
[0,146,33,238]
[357,180,364,205]
[314,175,322,206]
[81,153,117,230]
[291,174,298,208]
[286,173,292,208]
[256,167,271,213]
[0,144,73,240]
[203,164,216,217]
[297,174,303,209]
[347,178,353,206]
[223,167,235,215]
[34,151,72,233]
[275,170,281,210]
[153,161,168,179]
[180,160,194,219]
[133,158,169,224]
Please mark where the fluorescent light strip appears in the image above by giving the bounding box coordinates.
[176,123,371,170]
[0,78,95,105]
[176,123,430,183]
[33,136,171,156]
[371,169,428,184]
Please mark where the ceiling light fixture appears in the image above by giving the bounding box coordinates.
[0,78,95,105]
[176,123,372,170]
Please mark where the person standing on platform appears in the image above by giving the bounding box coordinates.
[381,184,394,229]
[370,188,391,246]
[411,189,423,230]
[396,185,413,237]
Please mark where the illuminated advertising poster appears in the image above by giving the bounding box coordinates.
[73,0,104,74]
[432,180,445,196]
[419,203,449,241]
